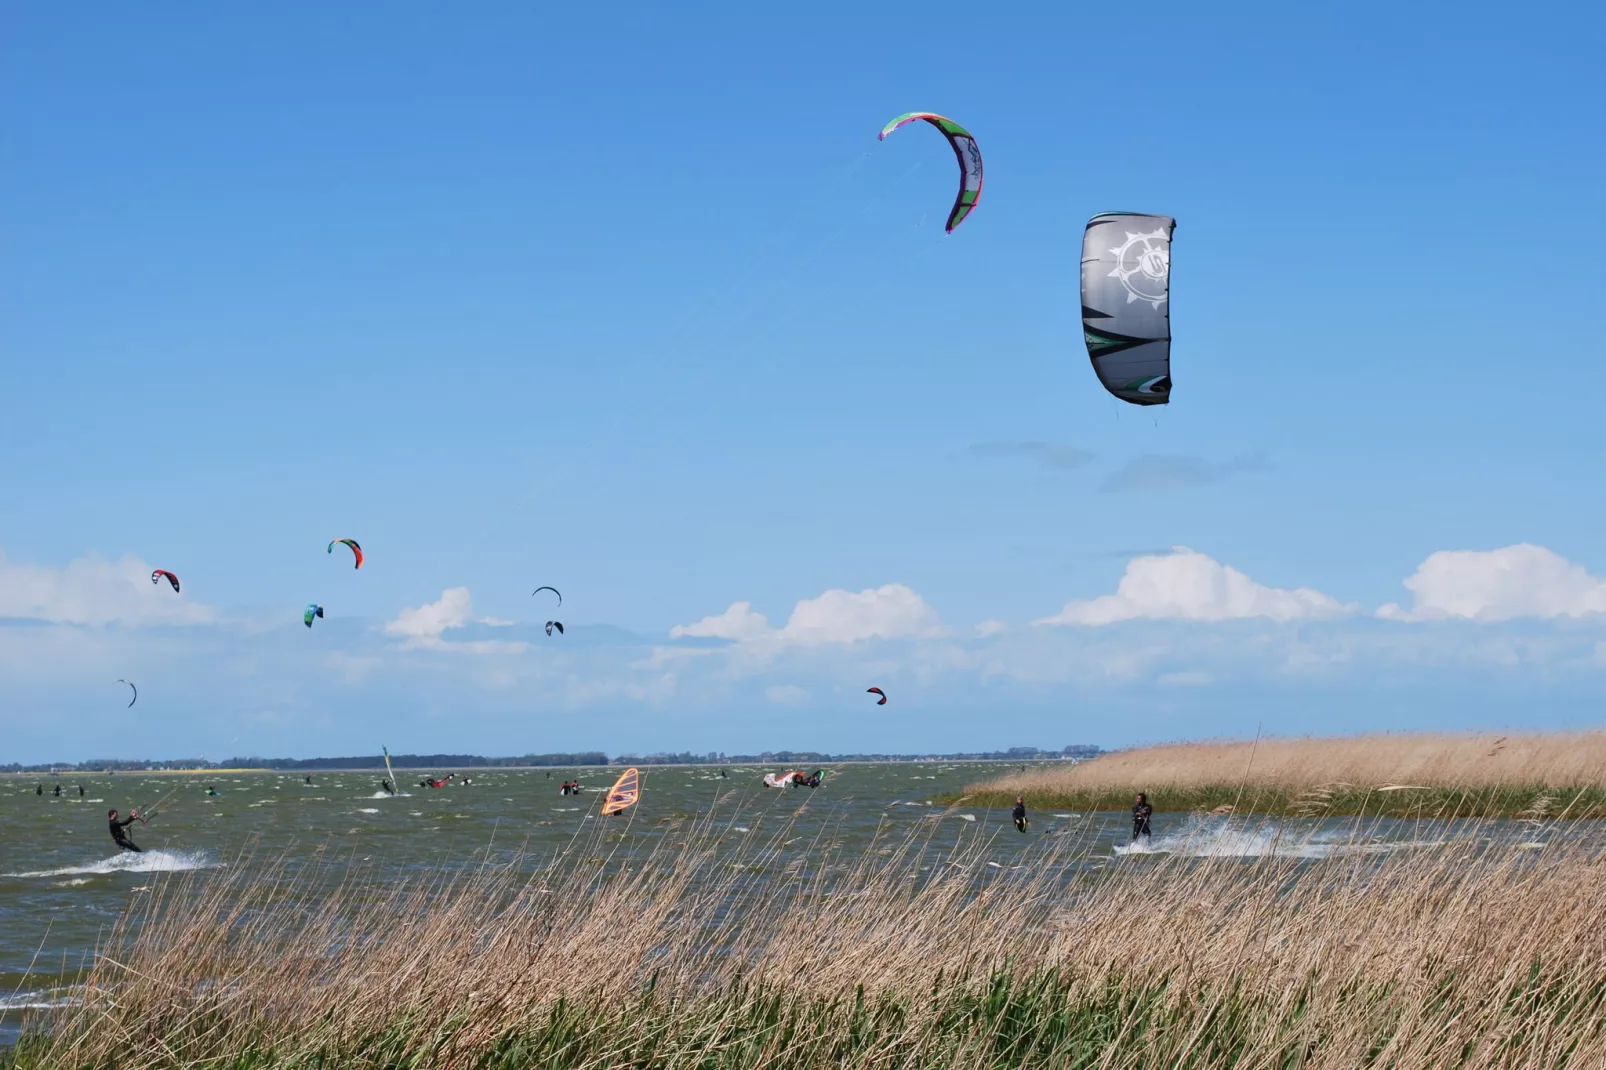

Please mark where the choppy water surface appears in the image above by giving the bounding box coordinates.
[0,763,1560,1042]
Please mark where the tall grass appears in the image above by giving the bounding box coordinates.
[10,798,1606,1068]
[962,731,1606,816]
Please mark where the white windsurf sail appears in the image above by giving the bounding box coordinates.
[382,746,398,795]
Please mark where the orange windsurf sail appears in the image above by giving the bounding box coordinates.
[601,767,640,816]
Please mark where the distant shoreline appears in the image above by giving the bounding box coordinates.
[3,748,1092,774]
[5,757,1068,778]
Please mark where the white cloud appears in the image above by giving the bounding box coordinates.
[1380,544,1606,621]
[386,587,475,640]
[0,549,216,627]
[975,619,1007,638]
[671,584,942,646]
[778,584,940,644]
[670,601,771,641]
[384,588,528,653]
[1036,548,1350,626]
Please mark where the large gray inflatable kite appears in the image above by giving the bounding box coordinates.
[1081,212,1175,406]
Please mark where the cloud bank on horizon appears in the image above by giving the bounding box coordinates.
[670,584,941,645]
[1378,544,1606,622]
[0,550,216,628]
[7,541,1606,763]
[1033,547,1352,625]
[383,587,525,654]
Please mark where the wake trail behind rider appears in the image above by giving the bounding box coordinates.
[108,808,147,853]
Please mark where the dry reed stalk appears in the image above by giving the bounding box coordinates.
[15,802,1606,1069]
[971,731,1606,810]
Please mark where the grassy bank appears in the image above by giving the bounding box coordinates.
[9,804,1606,1067]
[955,731,1606,817]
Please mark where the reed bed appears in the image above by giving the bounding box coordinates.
[9,803,1606,1069]
[962,732,1606,816]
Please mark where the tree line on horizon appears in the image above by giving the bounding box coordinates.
[3,745,1101,775]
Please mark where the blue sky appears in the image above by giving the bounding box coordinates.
[3,3,1604,762]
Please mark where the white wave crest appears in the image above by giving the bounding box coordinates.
[1114,817,1446,860]
[5,849,216,879]
[0,987,82,1012]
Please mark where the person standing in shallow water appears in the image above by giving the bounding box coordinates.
[1012,795,1029,833]
[1131,793,1153,843]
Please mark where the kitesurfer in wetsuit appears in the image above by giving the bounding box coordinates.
[304,776,313,785]
[108,808,146,852]
[1012,796,1028,833]
[1131,793,1153,843]
[36,785,42,796]
[78,785,85,798]
[205,786,220,797]
[379,779,395,795]
[53,784,62,797]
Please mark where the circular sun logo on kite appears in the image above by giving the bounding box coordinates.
[1107,229,1171,309]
